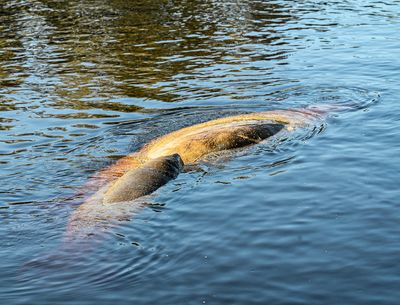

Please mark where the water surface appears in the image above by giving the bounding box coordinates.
[1,0,399,304]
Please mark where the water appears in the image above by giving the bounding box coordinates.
[0,0,399,304]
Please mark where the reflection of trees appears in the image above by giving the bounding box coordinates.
[1,0,293,108]
[0,4,24,91]
[108,0,292,101]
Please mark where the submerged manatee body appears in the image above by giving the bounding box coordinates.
[65,154,184,241]
[66,107,328,241]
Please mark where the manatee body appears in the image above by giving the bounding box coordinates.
[91,109,317,187]
[66,108,322,241]
[101,122,283,203]
[144,122,284,164]
[140,110,313,164]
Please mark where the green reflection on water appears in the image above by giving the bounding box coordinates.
[1,0,291,111]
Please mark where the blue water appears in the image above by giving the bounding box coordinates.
[1,0,399,304]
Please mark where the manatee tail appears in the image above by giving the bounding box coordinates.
[304,97,376,116]
[304,104,353,116]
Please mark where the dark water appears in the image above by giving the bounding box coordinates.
[1,0,399,304]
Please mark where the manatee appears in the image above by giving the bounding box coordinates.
[66,107,326,241]
[137,110,311,164]
[89,108,319,189]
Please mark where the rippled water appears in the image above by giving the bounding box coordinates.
[1,0,399,304]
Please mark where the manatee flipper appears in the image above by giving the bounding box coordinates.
[102,153,184,204]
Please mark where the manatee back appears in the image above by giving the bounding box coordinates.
[103,154,183,204]
[146,122,285,163]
